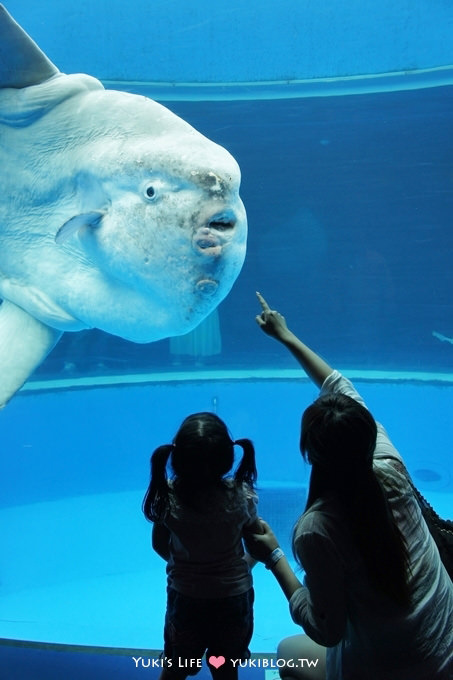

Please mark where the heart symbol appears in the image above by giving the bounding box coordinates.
[208,656,226,669]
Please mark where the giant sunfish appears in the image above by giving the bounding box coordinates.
[0,5,247,407]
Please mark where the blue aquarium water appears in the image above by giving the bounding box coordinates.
[1,378,452,654]
[1,1,453,678]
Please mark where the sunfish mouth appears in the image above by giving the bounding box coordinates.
[192,211,237,256]
[194,234,222,256]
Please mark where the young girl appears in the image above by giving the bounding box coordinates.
[142,412,262,680]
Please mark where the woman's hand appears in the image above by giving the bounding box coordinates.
[246,520,304,601]
[243,519,280,562]
[255,290,333,387]
[255,292,290,341]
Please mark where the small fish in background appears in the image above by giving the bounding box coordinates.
[432,331,453,345]
[0,5,247,407]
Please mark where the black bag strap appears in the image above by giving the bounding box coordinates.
[378,454,453,581]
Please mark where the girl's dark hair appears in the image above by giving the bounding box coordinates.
[295,393,411,608]
[142,412,257,522]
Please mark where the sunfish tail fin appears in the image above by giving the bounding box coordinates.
[0,4,59,88]
[0,299,62,408]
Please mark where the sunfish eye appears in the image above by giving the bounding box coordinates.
[144,184,156,200]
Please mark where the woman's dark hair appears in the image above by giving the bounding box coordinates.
[295,393,411,608]
[142,412,257,522]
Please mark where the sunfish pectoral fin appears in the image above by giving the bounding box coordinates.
[0,4,59,88]
[55,210,106,244]
[0,299,62,408]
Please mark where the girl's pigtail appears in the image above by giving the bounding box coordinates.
[233,438,257,488]
[142,444,173,522]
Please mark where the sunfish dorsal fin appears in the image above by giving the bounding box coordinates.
[0,4,59,88]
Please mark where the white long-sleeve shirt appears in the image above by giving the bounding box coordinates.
[289,370,453,680]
